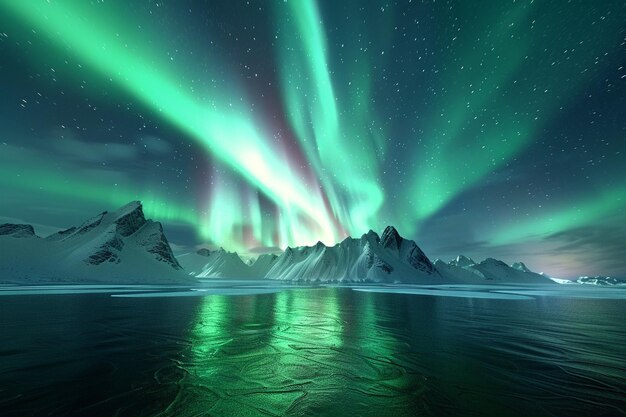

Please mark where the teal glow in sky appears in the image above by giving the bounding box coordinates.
[0,0,624,277]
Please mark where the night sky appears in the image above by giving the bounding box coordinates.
[0,1,624,278]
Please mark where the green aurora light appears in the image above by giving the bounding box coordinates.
[0,0,624,272]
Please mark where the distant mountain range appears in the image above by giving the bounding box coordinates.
[178,226,554,284]
[563,276,626,286]
[0,201,189,284]
[1,201,622,285]
[179,226,441,283]
[433,256,551,284]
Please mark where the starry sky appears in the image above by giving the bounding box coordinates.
[0,0,624,278]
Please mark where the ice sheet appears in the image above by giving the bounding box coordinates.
[352,287,534,300]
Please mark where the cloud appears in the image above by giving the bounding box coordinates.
[428,239,490,259]
[140,135,172,154]
[50,136,138,162]
[10,132,172,166]
[544,224,626,275]
[416,212,492,261]
[0,215,61,237]
[246,246,284,254]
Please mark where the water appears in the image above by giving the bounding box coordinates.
[0,284,625,416]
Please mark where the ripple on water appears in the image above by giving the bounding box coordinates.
[0,287,624,416]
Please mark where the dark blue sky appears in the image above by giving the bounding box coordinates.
[0,0,624,278]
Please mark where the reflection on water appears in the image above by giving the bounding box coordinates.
[170,290,413,416]
[0,287,625,416]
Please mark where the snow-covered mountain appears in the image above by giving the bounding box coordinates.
[185,227,558,284]
[186,226,442,283]
[0,201,190,284]
[449,255,476,268]
[575,276,626,286]
[177,249,280,279]
[435,256,553,284]
[248,253,279,277]
[0,203,607,286]
[511,262,532,273]
[177,248,252,278]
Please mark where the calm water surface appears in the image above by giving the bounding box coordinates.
[0,285,625,416]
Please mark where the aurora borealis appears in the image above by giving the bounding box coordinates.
[0,0,624,278]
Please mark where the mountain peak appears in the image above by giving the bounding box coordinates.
[112,200,143,217]
[196,248,212,257]
[338,236,354,246]
[362,229,380,242]
[480,258,509,267]
[178,222,565,284]
[380,225,402,250]
[450,255,475,268]
[0,223,37,238]
[0,201,187,283]
[511,261,531,273]
[112,201,146,237]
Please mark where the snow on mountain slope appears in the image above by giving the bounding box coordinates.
[0,224,36,238]
[435,256,553,284]
[266,240,361,282]
[575,276,626,286]
[469,258,552,283]
[449,255,476,268]
[433,259,486,283]
[263,228,442,283]
[248,253,279,277]
[511,262,532,273]
[177,249,279,279]
[194,249,251,278]
[190,226,442,283]
[176,249,212,276]
[0,201,190,284]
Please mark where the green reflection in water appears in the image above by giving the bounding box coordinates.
[166,288,425,416]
